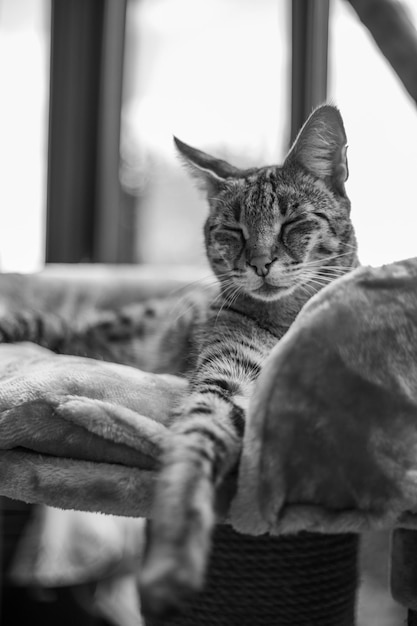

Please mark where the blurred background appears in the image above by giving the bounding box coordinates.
[1,0,417,624]
[1,0,417,274]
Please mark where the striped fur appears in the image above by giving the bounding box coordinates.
[0,291,211,374]
[139,105,360,617]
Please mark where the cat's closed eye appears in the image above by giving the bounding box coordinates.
[222,225,244,237]
[314,211,331,224]
[282,217,302,230]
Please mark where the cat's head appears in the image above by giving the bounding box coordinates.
[174,104,358,303]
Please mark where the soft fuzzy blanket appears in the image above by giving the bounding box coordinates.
[0,342,186,517]
[1,260,417,612]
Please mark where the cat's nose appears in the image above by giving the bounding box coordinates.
[249,255,274,277]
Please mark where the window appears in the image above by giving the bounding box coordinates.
[0,0,50,272]
[3,0,417,273]
[329,0,417,267]
[121,0,290,266]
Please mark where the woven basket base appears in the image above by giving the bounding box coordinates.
[146,523,359,626]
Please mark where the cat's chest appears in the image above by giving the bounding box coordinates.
[195,313,279,374]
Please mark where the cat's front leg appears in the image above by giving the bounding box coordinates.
[139,387,245,619]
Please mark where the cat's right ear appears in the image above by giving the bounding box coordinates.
[173,137,242,196]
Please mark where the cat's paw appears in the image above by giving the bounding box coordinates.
[138,476,214,618]
[139,437,217,618]
[139,554,203,619]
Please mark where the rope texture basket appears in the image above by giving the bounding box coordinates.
[146,523,359,626]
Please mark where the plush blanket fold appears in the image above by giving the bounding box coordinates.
[230,257,417,611]
[233,257,417,536]
[0,343,186,517]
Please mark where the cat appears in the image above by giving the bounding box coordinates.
[0,104,359,619]
[138,104,359,618]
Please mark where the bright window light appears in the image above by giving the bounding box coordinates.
[0,0,50,273]
[329,0,417,267]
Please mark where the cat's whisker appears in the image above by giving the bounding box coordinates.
[340,241,358,251]
[214,282,243,324]
[305,278,332,290]
[298,282,317,298]
[318,265,355,274]
[284,267,332,282]
[211,279,236,312]
[168,280,225,327]
[284,263,354,281]
[165,271,235,300]
[169,300,200,328]
[214,296,231,324]
[316,267,355,274]
[314,262,354,269]
[301,249,357,267]
[169,282,217,310]
[210,294,229,315]
[312,270,350,279]
[296,270,342,295]
[305,275,325,290]
[221,281,241,305]
[228,285,243,308]
[165,280,218,305]
[323,264,355,272]
[319,251,357,263]
[303,271,338,285]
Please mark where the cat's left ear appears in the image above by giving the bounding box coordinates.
[284,104,349,194]
[174,137,243,196]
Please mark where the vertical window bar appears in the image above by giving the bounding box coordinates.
[290,0,330,144]
[94,0,128,263]
[46,0,105,263]
[46,0,128,263]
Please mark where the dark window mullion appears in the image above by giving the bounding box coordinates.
[290,0,330,145]
[94,0,129,263]
[46,0,105,263]
[46,0,128,264]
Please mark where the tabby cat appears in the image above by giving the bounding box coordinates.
[0,105,358,618]
[138,104,359,617]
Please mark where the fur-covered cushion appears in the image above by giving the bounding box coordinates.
[0,342,185,516]
[231,256,417,609]
[233,257,417,534]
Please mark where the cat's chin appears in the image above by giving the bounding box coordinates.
[248,283,291,302]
